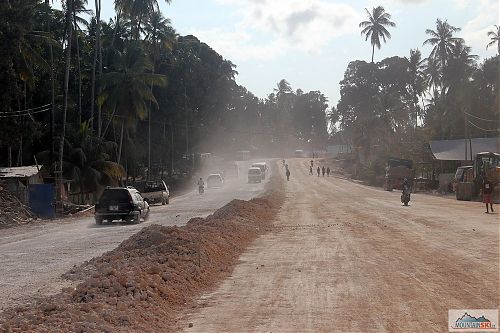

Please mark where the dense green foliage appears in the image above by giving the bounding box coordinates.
[337,15,499,167]
[0,0,330,191]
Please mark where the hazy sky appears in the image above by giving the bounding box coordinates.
[57,0,498,108]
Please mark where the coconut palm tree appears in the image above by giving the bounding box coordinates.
[143,11,176,179]
[423,19,463,70]
[359,6,396,63]
[486,25,500,55]
[97,43,167,165]
[114,0,172,40]
[422,56,441,91]
[405,49,425,126]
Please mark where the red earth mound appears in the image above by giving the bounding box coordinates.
[1,178,283,333]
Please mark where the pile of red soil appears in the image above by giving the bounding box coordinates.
[0,181,283,332]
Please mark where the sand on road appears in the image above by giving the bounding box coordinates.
[180,159,499,333]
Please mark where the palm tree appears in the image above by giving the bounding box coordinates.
[58,0,74,206]
[486,25,500,55]
[359,6,396,63]
[97,43,167,165]
[114,0,172,40]
[71,0,92,125]
[143,11,175,179]
[422,56,441,91]
[405,49,425,127]
[90,0,102,136]
[423,19,464,70]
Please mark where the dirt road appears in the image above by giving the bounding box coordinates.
[0,161,269,311]
[181,159,499,333]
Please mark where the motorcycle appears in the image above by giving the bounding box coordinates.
[401,186,411,206]
[198,185,205,194]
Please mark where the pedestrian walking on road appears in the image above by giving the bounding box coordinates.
[317,166,320,177]
[322,166,326,177]
[482,178,495,213]
[327,167,331,177]
[309,165,313,175]
[310,160,314,168]
[286,168,291,181]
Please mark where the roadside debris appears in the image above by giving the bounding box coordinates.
[0,182,38,228]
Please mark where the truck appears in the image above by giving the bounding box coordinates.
[141,180,170,205]
[384,158,414,191]
[455,152,500,201]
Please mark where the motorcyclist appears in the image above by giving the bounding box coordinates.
[197,177,205,194]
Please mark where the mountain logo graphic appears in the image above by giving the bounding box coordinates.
[453,312,497,330]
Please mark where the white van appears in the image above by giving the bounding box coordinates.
[248,167,262,183]
[251,162,267,180]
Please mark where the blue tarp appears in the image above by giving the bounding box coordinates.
[29,184,55,219]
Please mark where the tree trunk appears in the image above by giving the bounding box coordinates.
[73,12,82,126]
[97,0,102,137]
[90,0,101,135]
[59,0,73,201]
[117,119,124,165]
[8,146,12,167]
[371,44,375,63]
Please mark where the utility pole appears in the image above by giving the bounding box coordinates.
[184,84,189,167]
[464,111,468,161]
[170,121,174,175]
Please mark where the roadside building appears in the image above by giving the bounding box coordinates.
[0,165,54,218]
[429,137,499,192]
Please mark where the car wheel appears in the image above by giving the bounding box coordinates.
[162,197,166,205]
[166,197,169,204]
[95,216,103,225]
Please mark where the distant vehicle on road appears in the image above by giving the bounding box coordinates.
[384,158,414,191]
[248,167,262,183]
[207,174,224,188]
[251,162,267,180]
[142,180,170,205]
[294,150,305,157]
[95,187,149,225]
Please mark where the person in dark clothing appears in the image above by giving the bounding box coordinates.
[309,165,313,175]
[482,179,494,213]
[310,160,314,168]
[327,167,331,177]
[321,166,326,177]
[286,168,291,181]
[316,166,320,177]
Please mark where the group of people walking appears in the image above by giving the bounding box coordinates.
[309,160,330,177]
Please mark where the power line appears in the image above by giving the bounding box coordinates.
[0,103,52,114]
[465,111,499,123]
[0,108,50,118]
[468,120,500,133]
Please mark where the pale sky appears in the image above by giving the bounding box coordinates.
[57,0,499,108]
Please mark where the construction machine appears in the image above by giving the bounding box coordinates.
[455,152,500,201]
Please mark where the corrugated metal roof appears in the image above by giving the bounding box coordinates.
[430,138,500,161]
[0,165,41,178]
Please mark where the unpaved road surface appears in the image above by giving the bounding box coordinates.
[0,161,269,311]
[181,159,499,333]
